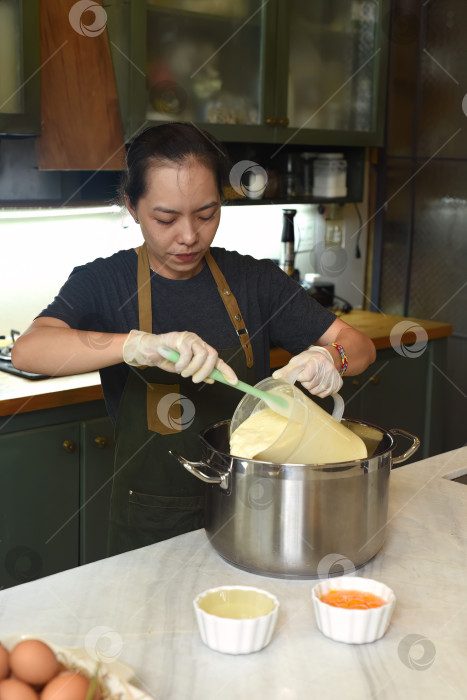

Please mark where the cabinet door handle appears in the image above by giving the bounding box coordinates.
[278,117,289,127]
[369,376,380,385]
[94,436,109,449]
[62,440,76,454]
[265,117,277,126]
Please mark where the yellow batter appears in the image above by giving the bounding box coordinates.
[230,406,367,464]
[230,409,292,460]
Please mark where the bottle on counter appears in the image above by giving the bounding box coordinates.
[280,209,297,276]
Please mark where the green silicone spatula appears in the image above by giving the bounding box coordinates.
[157,346,291,416]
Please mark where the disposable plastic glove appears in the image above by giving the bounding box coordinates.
[122,329,238,385]
[272,346,343,398]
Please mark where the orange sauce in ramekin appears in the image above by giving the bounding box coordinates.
[320,589,386,609]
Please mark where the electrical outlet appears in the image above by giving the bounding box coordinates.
[296,220,314,251]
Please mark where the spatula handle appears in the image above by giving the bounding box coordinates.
[156,346,288,409]
[156,346,231,386]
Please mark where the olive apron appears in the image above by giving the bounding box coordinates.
[108,243,255,555]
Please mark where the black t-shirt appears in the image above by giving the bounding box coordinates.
[37,247,336,422]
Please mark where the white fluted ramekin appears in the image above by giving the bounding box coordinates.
[193,585,280,655]
[312,576,396,644]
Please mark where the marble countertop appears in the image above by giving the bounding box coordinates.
[0,447,466,699]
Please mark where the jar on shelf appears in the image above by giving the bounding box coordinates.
[282,153,301,198]
[312,153,347,199]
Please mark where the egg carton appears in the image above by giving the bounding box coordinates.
[2,635,154,700]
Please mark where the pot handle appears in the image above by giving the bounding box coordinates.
[169,450,230,490]
[389,429,421,465]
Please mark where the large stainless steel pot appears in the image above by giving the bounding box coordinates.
[171,419,420,579]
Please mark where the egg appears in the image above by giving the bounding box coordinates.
[9,640,60,687]
[319,589,387,609]
[0,645,9,681]
[0,677,39,700]
[40,672,101,700]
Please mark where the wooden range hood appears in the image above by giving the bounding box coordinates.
[36,0,125,171]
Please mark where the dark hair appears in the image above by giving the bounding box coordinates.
[120,122,231,208]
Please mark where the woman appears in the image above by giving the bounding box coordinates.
[12,123,376,554]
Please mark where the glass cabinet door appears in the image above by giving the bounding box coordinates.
[125,0,389,145]
[0,0,40,135]
[145,0,268,128]
[283,0,388,142]
[0,0,22,116]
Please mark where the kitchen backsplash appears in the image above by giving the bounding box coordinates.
[0,201,368,334]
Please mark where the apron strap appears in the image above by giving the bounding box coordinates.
[137,243,153,334]
[205,250,254,369]
[136,244,254,369]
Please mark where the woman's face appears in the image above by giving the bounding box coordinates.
[128,160,221,280]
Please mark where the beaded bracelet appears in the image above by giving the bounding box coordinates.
[326,342,349,376]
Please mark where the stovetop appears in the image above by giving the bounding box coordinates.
[0,334,49,380]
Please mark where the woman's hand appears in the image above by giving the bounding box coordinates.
[272,346,343,398]
[272,317,377,398]
[123,329,238,385]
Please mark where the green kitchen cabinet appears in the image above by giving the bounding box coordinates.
[337,341,446,462]
[0,403,116,588]
[0,422,80,589]
[116,0,389,147]
[80,417,115,566]
[0,0,40,135]
[341,350,427,439]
